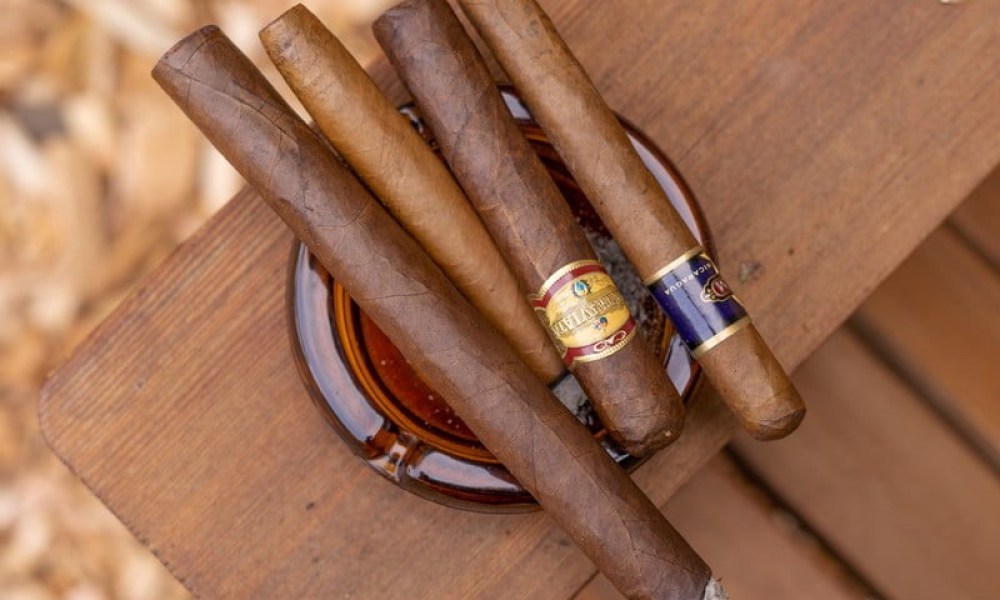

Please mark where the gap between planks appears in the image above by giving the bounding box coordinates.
[949,163,1000,271]
[852,221,1000,470]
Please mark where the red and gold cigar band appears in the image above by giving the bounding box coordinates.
[529,260,636,368]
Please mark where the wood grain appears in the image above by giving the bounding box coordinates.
[39,0,1000,597]
[853,227,1000,468]
[576,456,863,600]
[733,330,1000,600]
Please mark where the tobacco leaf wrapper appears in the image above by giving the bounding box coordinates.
[372,0,684,456]
[260,5,563,384]
[457,0,806,440]
[152,26,711,600]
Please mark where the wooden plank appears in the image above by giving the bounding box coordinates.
[853,227,1000,467]
[39,187,735,599]
[950,165,1000,270]
[40,0,1000,597]
[576,456,863,600]
[732,329,1000,600]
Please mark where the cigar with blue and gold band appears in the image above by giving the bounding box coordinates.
[152,25,712,600]
[370,0,685,456]
[457,0,806,440]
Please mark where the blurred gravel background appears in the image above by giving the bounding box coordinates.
[0,1,391,597]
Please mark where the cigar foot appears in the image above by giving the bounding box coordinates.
[747,405,806,441]
[622,429,682,457]
[605,389,686,456]
[614,415,684,457]
[696,326,806,440]
[733,373,806,441]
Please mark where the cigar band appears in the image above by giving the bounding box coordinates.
[530,260,636,368]
[645,247,750,359]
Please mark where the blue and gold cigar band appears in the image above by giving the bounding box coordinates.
[644,247,750,359]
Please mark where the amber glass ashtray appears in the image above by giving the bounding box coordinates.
[288,89,710,513]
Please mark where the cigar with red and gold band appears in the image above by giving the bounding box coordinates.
[457,0,806,440]
[152,26,711,599]
[372,0,684,455]
[259,6,564,385]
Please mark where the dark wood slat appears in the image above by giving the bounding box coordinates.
[853,227,1000,468]
[950,165,1000,270]
[576,456,863,600]
[732,329,1000,600]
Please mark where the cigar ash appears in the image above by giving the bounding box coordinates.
[287,89,709,512]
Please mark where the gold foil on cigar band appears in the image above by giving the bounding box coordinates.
[530,260,635,367]
[569,325,637,365]
[689,316,751,359]
[643,246,704,286]
[536,259,596,295]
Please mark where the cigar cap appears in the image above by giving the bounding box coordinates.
[261,2,566,384]
[154,25,221,86]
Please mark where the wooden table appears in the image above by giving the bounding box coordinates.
[39,1,1000,597]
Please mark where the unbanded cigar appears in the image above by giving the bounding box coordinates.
[457,0,806,440]
[372,0,683,456]
[260,5,563,384]
[152,26,712,599]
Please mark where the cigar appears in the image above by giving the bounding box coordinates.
[456,0,806,440]
[371,0,684,456]
[259,5,563,385]
[152,26,711,599]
